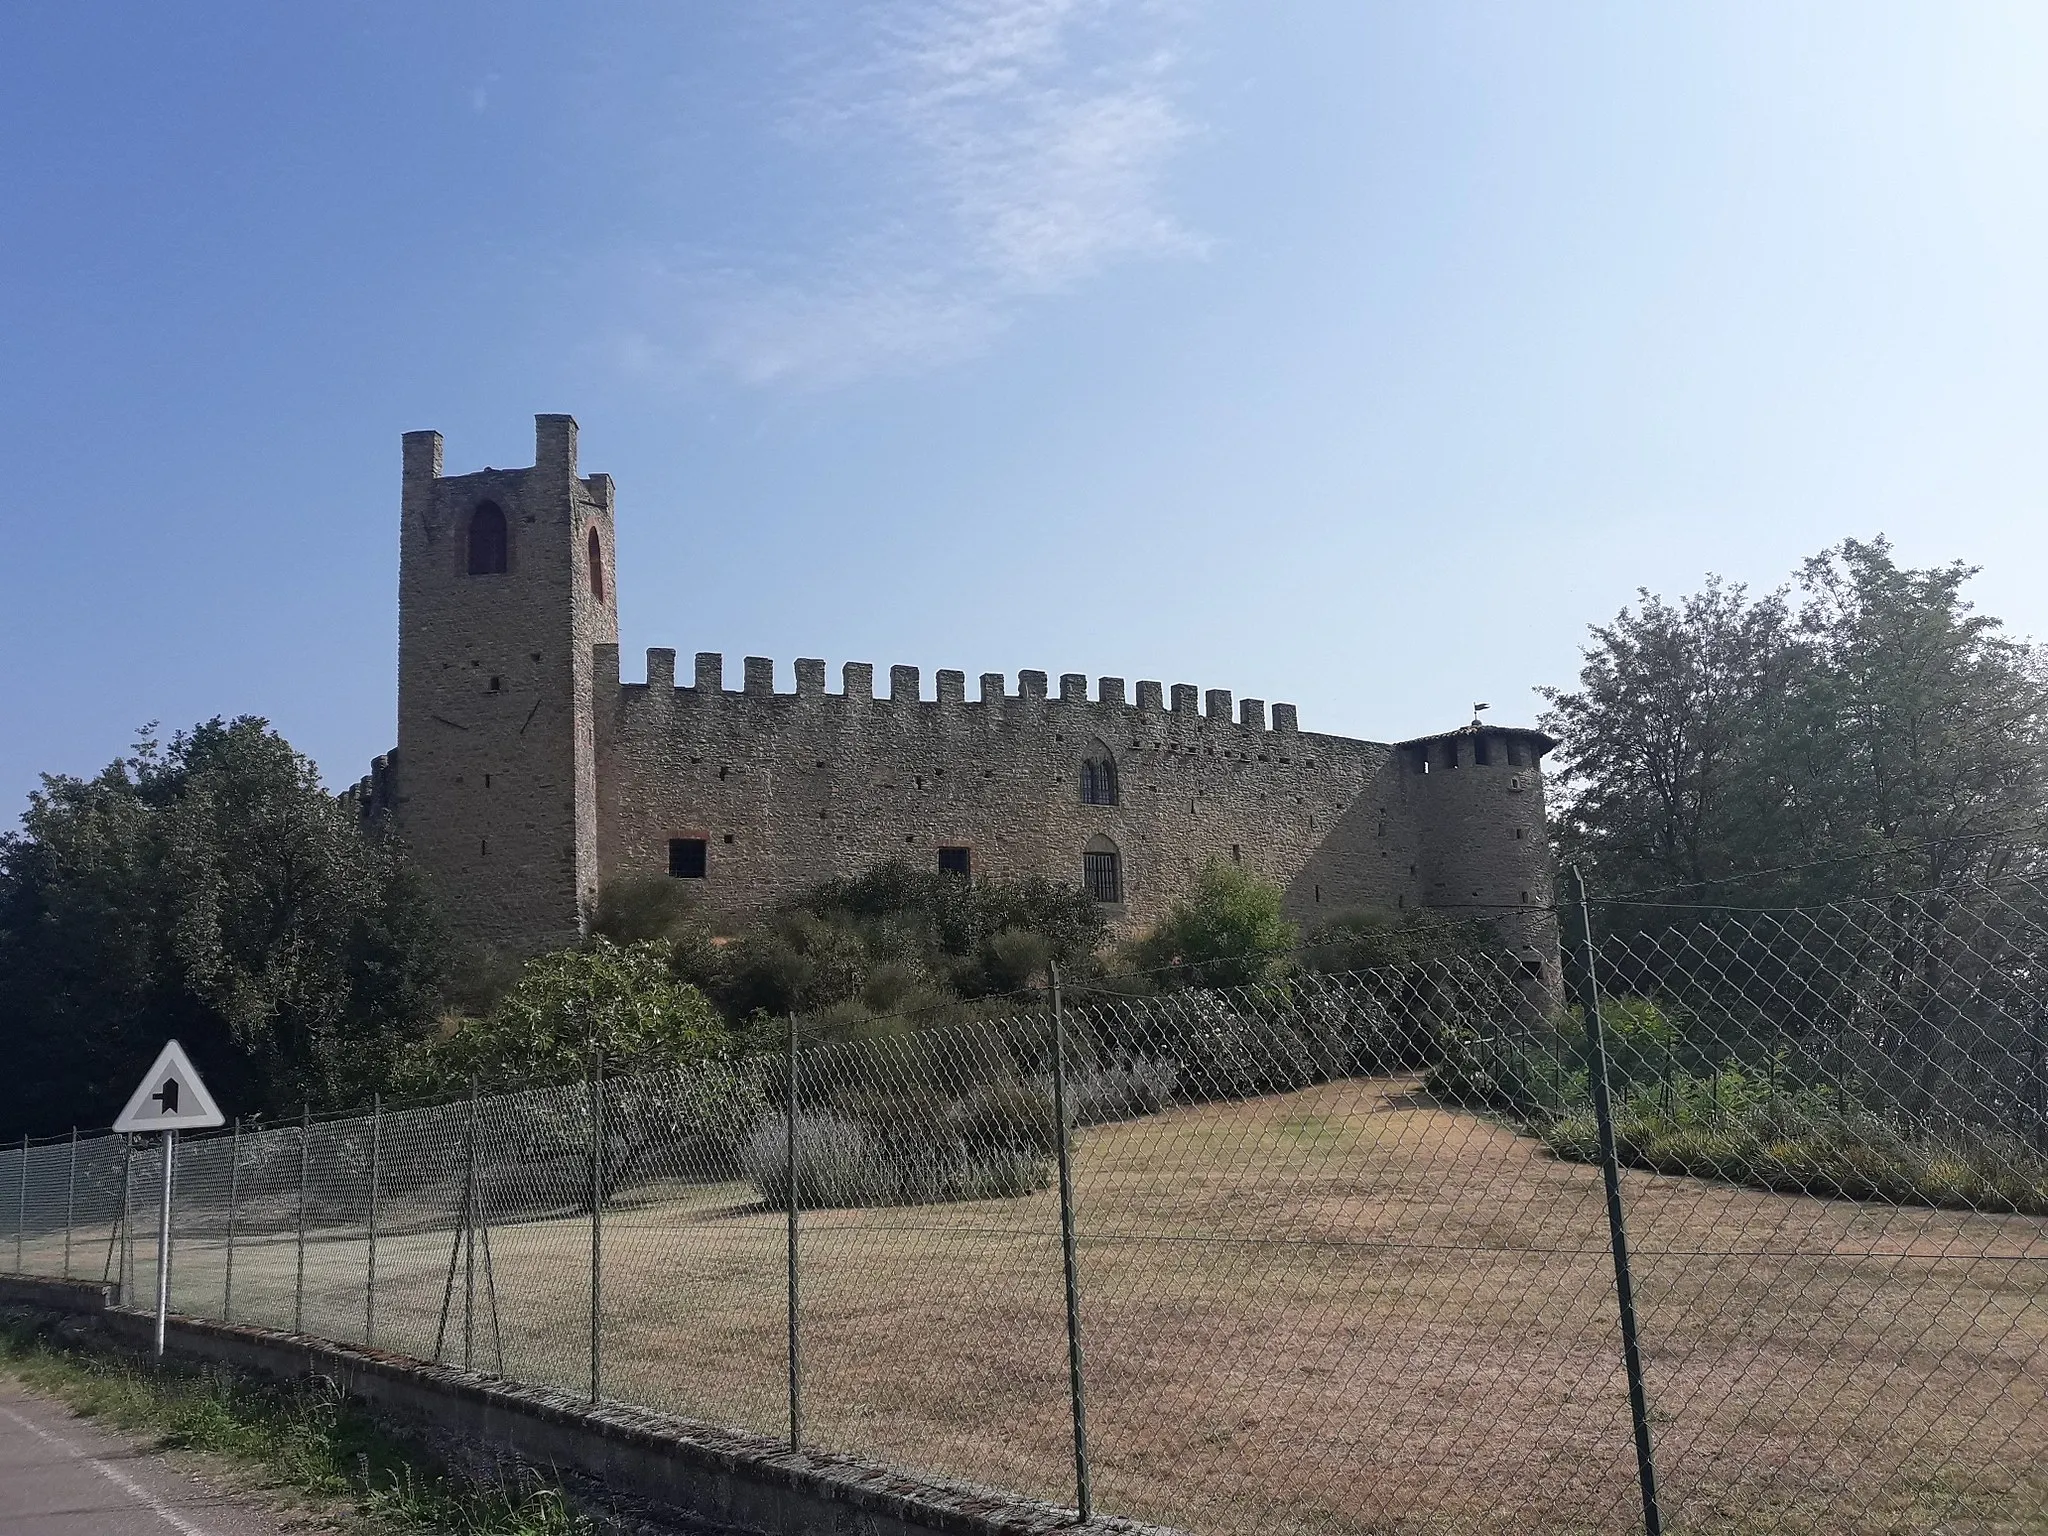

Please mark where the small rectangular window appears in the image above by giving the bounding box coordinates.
[668,838,707,879]
[938,846,971,877]
[1230,843,1242,864]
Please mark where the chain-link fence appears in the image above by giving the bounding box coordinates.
[4,883,2045,1535]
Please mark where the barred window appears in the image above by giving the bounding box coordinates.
[938,846,971,877]
[1083,834,1122,903]
[668,838,707,879]
[1081,740,1119,805]
[467,501,508,575]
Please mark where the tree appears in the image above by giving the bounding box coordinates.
[395,939,755,1203]
[1129,860,1298,987]
[0,718,447,1134]
[398,939,726,1097]
[1542,539,2048,905]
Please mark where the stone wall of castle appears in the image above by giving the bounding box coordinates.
[359,415,1560,961]
[593,649,1415,933]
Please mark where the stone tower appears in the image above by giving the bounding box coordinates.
[393,415,618,950]
[1396,721,1558,955]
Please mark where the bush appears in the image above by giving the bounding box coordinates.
[1129,861,1297,987]
[1433,1002,2048,1216]
[590,875,702,945]
[743,1079,1057,1208]
[1065,1058,1181,1126]
[1538,1090,2048,1215]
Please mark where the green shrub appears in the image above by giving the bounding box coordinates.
[1432,995,2048,1215]
[743,1079,1057,1208]
[1128,861,1298,987]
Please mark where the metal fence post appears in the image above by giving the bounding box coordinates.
[295,1104,309,1335]
[589,1049,604,1404]
[464,1080,479,1372]
[2031,1006,2047,1156]
[1570,866,1664,1536]
[63,1128,77,1280]
[108,1135,131,1292]
[14,1132,26,1273]
[366,1095,381,1347]
[1050,963,1094,1522]
[786,1014,803,1450]
[223,1118,239,1323]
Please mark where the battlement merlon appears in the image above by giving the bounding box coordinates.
[1392,722,1557,772]
[400,418,610,504]
[599,649,1310,736]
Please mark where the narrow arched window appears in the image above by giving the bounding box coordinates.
[1080,739,1119,806]
[588,527,605,601]
[1083,833,1122,903]
[467,502,508,575]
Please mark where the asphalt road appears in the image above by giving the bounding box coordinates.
[0,1380,299,1535]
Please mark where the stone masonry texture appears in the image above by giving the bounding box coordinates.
[345,417,1559,959]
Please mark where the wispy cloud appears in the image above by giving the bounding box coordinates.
[638,1,1201,387]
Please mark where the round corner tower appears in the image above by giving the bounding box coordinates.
[1395,722,1560,961]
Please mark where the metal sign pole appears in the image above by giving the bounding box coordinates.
[154,1129,176,1359]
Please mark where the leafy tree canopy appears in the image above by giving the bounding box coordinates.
[1542,538,2048,905]
[395,938,727,1099]
[0,718,447,1133]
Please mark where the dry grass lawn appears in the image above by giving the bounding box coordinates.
[35,1079,2048,1536]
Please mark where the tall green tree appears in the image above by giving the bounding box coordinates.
[1543,538,2048,904]
[0,719,447,1133]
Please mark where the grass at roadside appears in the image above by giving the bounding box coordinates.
[0,1313,591,1535]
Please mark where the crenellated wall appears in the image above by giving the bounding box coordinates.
[594,648,1432,933]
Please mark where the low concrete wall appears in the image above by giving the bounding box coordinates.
[0,1273,1171,1536]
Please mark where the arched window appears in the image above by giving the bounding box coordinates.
[1080,739,1119,806]
[467,502,508,575]
[587,527,605,601]
[1082,833,1122,903]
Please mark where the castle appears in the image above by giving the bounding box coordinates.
[346,416,1558,961]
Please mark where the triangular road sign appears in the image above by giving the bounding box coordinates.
[113,1040,225,1133]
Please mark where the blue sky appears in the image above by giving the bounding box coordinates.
[5,2,2047,816]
